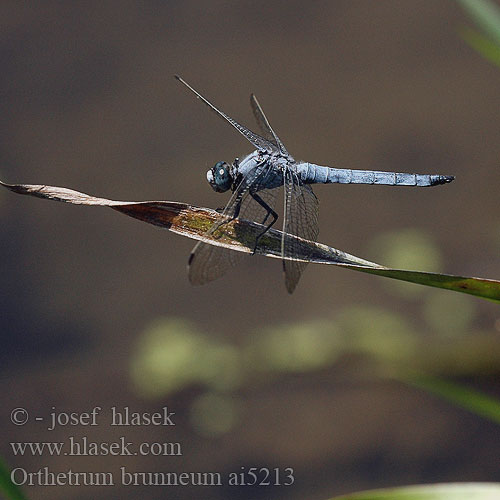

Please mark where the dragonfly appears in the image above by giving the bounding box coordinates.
[175,76,454,293]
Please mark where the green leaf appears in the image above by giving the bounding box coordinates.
[400,375,500,425]
[327,482,500,500]
[2,179,499,301]
[344,266,500,304]
[0,458,28,500]
[458,0,500,45]
[461,27,500,67]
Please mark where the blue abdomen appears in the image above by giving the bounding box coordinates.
[296,162,454,187]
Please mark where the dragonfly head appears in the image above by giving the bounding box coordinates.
[207,161,232,193]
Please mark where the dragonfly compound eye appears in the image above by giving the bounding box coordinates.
[207,161,232,192]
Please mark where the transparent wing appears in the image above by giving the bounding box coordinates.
[282,168,320,293]
[188,164,279,286]
[250,94,290,157]
[175,75,277,153]
[188,240,246,285]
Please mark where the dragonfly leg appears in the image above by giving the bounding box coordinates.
[250,191,278,254]
[228,194,243,220]
[211,192,243,239]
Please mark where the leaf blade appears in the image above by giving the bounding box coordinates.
[327,482,500,500]
[461,27,500,67]
[2,179,499,302]
[0,458,28,500]
[399,375,500,425]
[458,0,500,45]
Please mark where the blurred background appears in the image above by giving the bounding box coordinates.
[1,1,499,499]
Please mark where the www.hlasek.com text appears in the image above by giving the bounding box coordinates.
[11,437,182,457]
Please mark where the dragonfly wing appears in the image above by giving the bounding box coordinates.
[175,76,277,153]
[188,164,279,285]
[188,241,247,285]
[250,94,289,157]
[282,168,319,293]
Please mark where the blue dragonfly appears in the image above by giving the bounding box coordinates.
[175,76,454,293]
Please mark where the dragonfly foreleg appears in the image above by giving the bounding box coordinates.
[250,190,278,254]
[210,191,244,239]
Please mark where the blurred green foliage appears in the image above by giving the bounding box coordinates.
[248,320,342,373]
[422,289,476,335]
[0,458,27,500]
[459,0,500,44]
[367,228,443,297]
[368,229,443,274]
[130,229,497,437]
[131,318,242,398]
[403,375,500,426]
[189,393,240,437]
[459,0,500,66]
[327,482,500,500]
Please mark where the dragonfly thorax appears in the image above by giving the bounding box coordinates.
[207,161,233,193]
